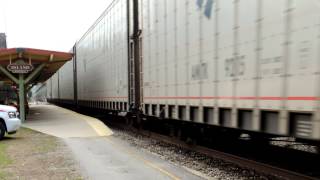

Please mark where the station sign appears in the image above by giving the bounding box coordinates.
[7,63,34,74]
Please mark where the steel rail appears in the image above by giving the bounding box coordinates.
[137,129,317,180]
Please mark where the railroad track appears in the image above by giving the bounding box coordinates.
[126,127,318,180]
[93,114,318,180]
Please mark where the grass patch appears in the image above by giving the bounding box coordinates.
[0,126,82,179]
[0,172,7,179]
[33,136,58,153]
[0,143,12,179]
[11,128,58,153]
[0,143,12,167]
[20,127,36,133]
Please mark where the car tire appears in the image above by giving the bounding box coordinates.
[0,122,5,140]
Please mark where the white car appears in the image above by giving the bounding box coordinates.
[0,105,21,139]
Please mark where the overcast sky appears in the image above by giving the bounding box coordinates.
[0,0,112,52]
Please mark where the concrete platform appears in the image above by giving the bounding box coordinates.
[24,104,113,138]
[24,104,205,180]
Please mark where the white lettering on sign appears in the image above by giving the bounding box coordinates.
[7,63,34,74]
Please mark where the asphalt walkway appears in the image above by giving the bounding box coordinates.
[23,104,204,180]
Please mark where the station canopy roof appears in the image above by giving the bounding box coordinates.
[0,48,73,84]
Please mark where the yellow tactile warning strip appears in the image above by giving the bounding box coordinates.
[55,106,113,137]
[86,119,113,136]
[105,137,181,180]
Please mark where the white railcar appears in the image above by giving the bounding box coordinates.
[51,73,60,100]
[141,0,320,140]
[76,0,129,111]
[46,0,320,141]
[57,60,74,104]
[46,79,52,100]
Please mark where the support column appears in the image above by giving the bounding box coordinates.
[19,74,25,122]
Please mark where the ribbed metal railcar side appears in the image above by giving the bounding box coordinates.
[57,60,74,105]
[35,85,47,102]
[76,0,129,111]
[45,79,52,100]
[141,0,320,141]
[50,72,60,101]
[31,84,47,102]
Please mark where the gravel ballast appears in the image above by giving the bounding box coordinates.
[110,127,281,180]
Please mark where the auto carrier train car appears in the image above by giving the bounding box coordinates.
[47,0,320,142]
